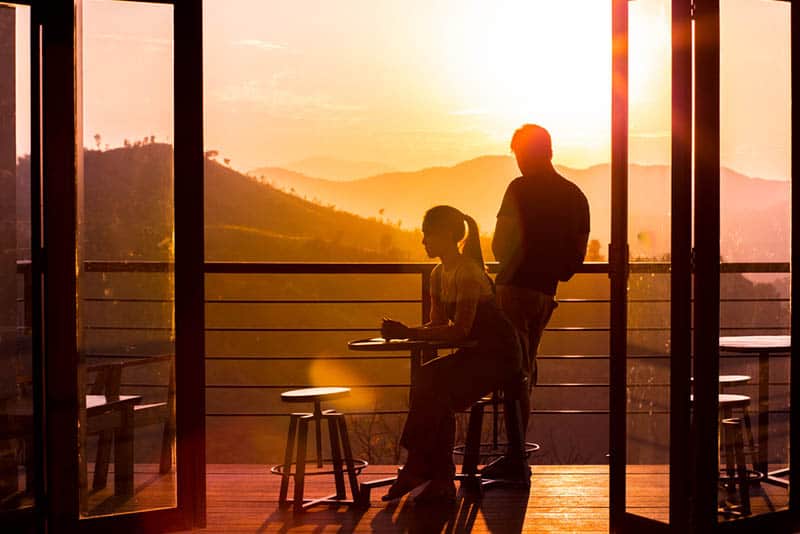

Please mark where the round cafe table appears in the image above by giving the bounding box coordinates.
[348,337,477,380]
[719,335,790,487]
[347,337,477,505]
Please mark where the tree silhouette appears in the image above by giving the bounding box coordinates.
[205,149,219,159]
[94,133,102,150]
[586,239,604,261]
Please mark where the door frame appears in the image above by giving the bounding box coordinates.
[39,0,206,531]
[610,0,799,532]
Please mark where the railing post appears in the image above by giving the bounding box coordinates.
[421,267,432,324]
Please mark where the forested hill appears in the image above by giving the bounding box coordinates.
[16,144,429,262]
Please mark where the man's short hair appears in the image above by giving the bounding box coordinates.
[510,124,552,160]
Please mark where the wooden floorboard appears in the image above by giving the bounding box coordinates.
[82,464,789,532]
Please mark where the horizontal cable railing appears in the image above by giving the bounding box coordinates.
[75,261,790,417]
[13,259,787,462]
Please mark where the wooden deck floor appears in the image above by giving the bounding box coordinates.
[194,464,611,533]
[83,464,789,532]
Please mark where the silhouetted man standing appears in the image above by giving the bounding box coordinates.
[485,124,589,480]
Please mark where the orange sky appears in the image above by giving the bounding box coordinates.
[13,0,791,181]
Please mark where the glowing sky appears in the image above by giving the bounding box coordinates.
[13,0,792,180]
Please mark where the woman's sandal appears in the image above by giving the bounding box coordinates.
[414,479,456,504]
[382,468,427,502]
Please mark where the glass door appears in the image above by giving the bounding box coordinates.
[0,2,40,530]
[610,0,689,531]
[612,0,797,532]
[41,1,205,531]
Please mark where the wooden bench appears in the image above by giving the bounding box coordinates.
[88,354,175,491]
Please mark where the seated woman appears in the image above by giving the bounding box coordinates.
[380,205,525,503]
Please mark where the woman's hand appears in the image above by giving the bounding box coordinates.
[381,318,410,340]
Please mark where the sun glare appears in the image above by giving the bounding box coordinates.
[440,1,612,162]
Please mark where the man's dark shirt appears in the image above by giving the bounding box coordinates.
[496,169,590,296]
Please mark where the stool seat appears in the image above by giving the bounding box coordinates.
[689,375,751,386]
[719,375,751,386]
[719,394,751,409]
[689,393,751,409]
[281,387,350,403]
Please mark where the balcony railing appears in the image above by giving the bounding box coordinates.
[17,260,790,464]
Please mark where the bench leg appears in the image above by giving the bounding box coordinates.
[159,419,175,474]
[114,405,135,496]
[93,431,113,490]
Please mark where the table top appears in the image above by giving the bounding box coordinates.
[86,395,141,414]
[347,337,477,352]
[3,395,141,417]
[719,335,790,352]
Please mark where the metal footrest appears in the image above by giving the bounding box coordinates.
[452,441,540,459]
[270,458,368,478]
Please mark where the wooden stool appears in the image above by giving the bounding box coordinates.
[718,394,761,517]
[721,417,751,516]
[455,389,539,489]
[272,387,366,511]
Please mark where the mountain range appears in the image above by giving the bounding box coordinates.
[253,156,790,261]
[16,145,788,263]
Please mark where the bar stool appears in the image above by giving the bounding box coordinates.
[271,387,367,511]
[454,389,539,490]
[718,394,760,516]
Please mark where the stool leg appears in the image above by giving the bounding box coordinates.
[722,421,736,489]
[742,409,757,470]
[492,392,500,452]
[733,421,751,515]
[279,414,299,506]
[463,403,485,475]
[327,414,346,499]
[314,401,323,468]
[336,415,360,501]
[505,397,525,460]
[293,416,310,512]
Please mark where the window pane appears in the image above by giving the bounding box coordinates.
[0,3,33,513]
[626,0,671,523]
[78,0,176,517]
[718,0,790,522]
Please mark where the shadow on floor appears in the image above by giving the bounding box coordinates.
[369,485,530,533]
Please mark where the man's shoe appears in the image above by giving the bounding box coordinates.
[480,455,531,485]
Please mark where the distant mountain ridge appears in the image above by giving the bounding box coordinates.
[253,155,790,261]
[260,156,398,182]
[16,146,789,262]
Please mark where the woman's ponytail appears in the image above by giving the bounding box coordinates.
[461,214,486,269]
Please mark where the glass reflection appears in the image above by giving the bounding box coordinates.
[0,3,33,513]
[78,0,176,517]
[717,0,790,522]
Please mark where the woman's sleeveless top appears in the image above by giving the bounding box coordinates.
[436,259,522,368]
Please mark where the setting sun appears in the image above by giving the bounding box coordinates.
[439,1,612,163]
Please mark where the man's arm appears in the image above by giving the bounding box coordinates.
[558,193,590,281]
[492,214,522,264]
